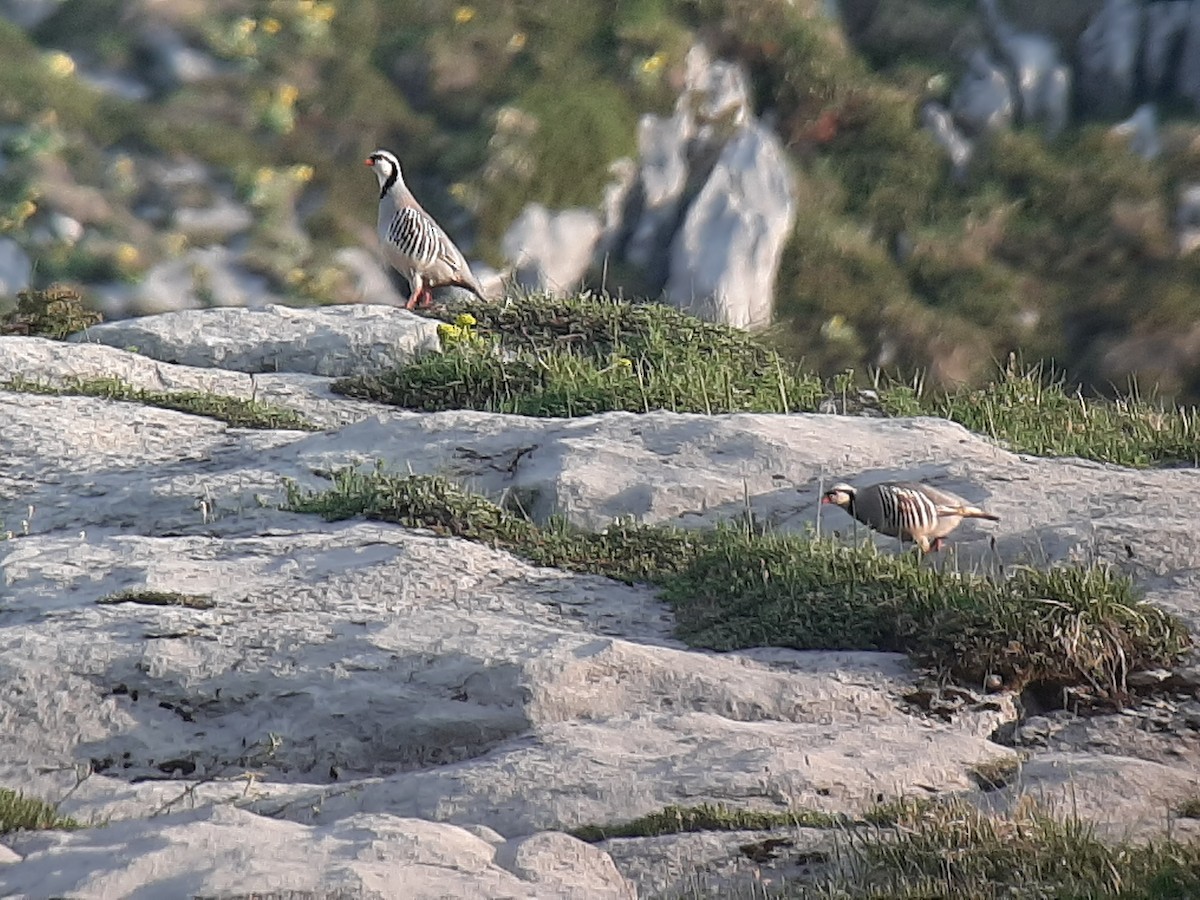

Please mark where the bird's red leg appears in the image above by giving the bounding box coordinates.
[404,290,421,311]
[930,537,945,553]
[418,288,436,309]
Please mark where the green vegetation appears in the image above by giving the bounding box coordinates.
[97,589,216,610]
[814,797,1200,900]
[2,375,318,431]
[570,803,847,843]
[284,467,1190,700]
[0,787,79,834]
[0,285,102,339]
[335,294,1200,468]
[572,796,1200,898]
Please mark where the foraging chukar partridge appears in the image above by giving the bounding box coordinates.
[820,480,999,553]
[365,149,487,310]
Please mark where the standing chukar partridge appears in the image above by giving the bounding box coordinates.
[365,149,487,310]
[820,480,999,553]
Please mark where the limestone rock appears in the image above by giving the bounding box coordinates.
[623,110,693,279]
[922,102,974,180]
[0,0,62,29]
[502,203,603,294]
[0,238,31,298]
[980,0,1071,137]
[1176,183,1200,255]
[131,246,285,315]
[1077,0,1143,118]
[0,806,634,899]
[334,247,408,307]
[1110,103,1162,161]
[950,49,1016,136]
[1144,1,1191,96]
[665,123,796,329]
[172,197,253,242]
[1178,1,1200,110]
[64,303,441,377]
[136,24,225,94]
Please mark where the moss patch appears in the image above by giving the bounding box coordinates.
[97,589,216,610]
[284,468,1191,702]
[570,803,847,843]
[2,375,319,431]
[0,285,102,340]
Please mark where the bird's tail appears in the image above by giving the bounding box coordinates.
[959,506,1000,522]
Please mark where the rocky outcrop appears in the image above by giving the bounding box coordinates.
[502,44,796,330]
[1077,0,1143,118]
[1,307,1200,894]
[981,0,1071,137]
[665,124,796,329]
[501,204,603,294]
[0,238,31,299]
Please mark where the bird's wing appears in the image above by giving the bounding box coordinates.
[903,482,979,514]
[383,204,476,282]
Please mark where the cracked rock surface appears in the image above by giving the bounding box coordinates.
[1,306,1199,897]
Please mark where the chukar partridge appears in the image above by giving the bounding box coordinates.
[365,149,487,310]
[820,480,999,553]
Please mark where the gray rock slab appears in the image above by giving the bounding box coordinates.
[65,303,441,376]
[4,310,1200,891]
[0,806,634,899]
[666,123,796,329]
[0,335,402,430]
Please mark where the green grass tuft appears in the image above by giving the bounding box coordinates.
[922,355,1200,469]
[0,285,102,340]
[334,293,825,417]
[284,468,1191,701]
[818,797,1200,899]
[0,787,79,834]
[97,589,216,610]
[2,375,319,431]
[570,803,847,843]
[334,294,1200,469]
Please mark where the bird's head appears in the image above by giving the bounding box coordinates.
[364,149,402,197]
[820,482,856,509]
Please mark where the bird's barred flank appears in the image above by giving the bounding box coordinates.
[878,485,938,533]
[387,207,443,268]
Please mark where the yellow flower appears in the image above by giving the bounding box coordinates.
[285,268,306,286]
[291,164,315,183]
[262,17,282,34]
[454,5,475,24]
[437,323,463,343]
[641,52,667,75]
[312,2,336,23]
[45,51,76,78]
[616,357,632,368]
[507,32,526,51]
[278,83,300,106]
[255,166,276,185]
[454,313,477,328]
[235,16,257,36]
[115,244,140,267]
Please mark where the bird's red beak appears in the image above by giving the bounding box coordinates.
[820,496,831,504]
[364,157,374,167]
